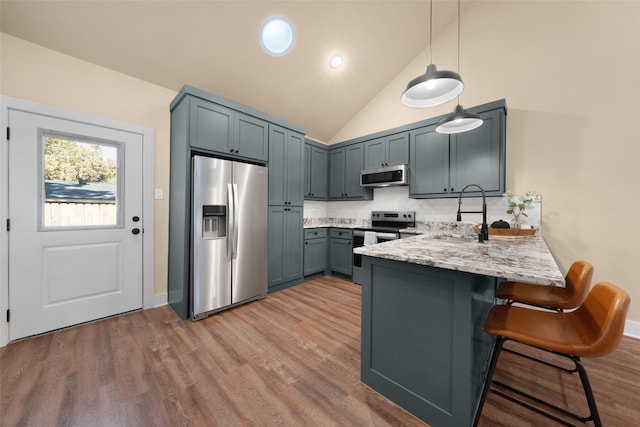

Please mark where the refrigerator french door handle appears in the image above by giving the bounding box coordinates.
[232,183,239,259]
[227,183,234,260]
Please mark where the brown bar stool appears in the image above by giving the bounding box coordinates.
[474,282,630,427]
[497,260,593,311]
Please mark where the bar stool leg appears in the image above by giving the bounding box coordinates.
[473,336,505,427]
[573,355,602,427]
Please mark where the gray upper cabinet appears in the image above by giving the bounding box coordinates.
[329,147,346,199]
[329,143,373,200]
[364,133,409,170]
[269,125,304,206]
[409,125,450,197]
[304,142,328,200]
[409,106,505,199]
[190,97,268,162]
[449,108,503,194]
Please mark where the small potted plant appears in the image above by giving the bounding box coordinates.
[504,191,535,229]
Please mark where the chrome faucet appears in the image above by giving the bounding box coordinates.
[456,183,489,242]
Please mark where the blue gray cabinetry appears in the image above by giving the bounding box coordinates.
[268,124,304,292]
[304,140,328,200]
[168,85,305,318]
[268,206,304,291]
[190,97,268,162]
[409,104,506,198]
[303,228,328,276]
[363,133,409,170]
[329,144,373,200]
[329,228,353,276]
[360,256,496,427]
[269,125,304,206]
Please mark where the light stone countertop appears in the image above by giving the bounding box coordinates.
[354,232,565,286]
[303,218,366,229]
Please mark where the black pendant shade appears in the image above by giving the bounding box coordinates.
[401,64,464,108]
[436,104,483,134]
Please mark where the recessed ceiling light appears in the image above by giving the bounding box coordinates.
[329,55,343,69]
[260,16,294,56]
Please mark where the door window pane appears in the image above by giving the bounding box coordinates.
[40,131,121,229]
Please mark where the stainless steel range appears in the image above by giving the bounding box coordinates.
[352,211,415,285]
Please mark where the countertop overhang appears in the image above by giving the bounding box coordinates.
[354,233,564,286]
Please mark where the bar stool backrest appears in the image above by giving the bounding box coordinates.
[563,260,594,308]
[580,282,630,358]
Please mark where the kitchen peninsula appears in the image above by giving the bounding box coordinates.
[354,231,563,427]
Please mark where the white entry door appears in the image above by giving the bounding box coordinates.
[8,109,143,340]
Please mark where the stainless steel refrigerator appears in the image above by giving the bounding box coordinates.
[191,155,268,320]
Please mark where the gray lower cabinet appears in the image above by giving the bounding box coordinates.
[189,97,268,162]
[303,228,327,276]
[269,125,304,206]
[329,144,372,200]
[409,107,505,198]
[304,142,328,200]
[329,228,353,276]
[268,206,303,291]
[363,133,409,170]
[360,256,496,427]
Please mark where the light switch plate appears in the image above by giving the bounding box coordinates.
[154,188,163,200]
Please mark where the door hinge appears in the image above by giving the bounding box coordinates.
[6,127,9,141]
[6,219,9,232]
[6,310,9,323]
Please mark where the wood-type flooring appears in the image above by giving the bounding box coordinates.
[1,276,639,426]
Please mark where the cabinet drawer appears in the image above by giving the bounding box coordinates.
[304,228,328,239]
[330,228,352,239]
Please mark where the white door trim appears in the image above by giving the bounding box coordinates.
[0,95,158,347]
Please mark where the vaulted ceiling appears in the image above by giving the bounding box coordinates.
[1,1,466,142]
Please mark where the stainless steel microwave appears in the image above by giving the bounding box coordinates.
[360,164,409,187]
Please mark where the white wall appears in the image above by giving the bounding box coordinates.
[328,1,640,324]
[0,33,174,297]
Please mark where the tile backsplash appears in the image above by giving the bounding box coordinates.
[304,186,542,231]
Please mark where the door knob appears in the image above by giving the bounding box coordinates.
[132,228,141,235]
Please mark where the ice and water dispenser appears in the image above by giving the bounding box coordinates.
[202,205,226,239]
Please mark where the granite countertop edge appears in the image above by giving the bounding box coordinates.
[353,233,564,286]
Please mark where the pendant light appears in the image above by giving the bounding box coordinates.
[436,0,483,134]
[401,0,463,108]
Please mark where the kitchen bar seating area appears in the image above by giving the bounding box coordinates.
[476,282,630,426]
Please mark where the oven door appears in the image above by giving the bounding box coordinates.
[352,230,399,285]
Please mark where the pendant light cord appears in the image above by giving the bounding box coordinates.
[457,0,461,104]
[429,0,433,64]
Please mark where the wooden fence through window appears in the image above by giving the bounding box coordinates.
[44,202,116,227]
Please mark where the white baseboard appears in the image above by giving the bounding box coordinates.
[625,319,640,340]
[151,292,167,308]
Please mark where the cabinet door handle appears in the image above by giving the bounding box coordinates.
[451,187,455,192]
[305,241,309,245]
[229,149,234,153]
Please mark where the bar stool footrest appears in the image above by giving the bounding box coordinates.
[491,379,594,425]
